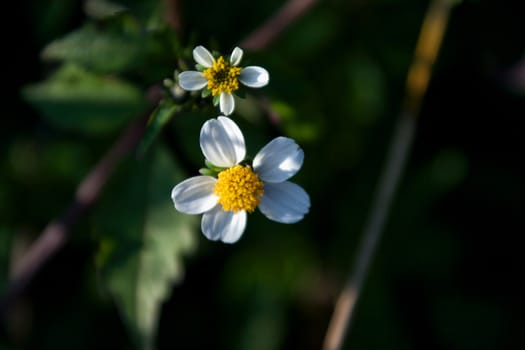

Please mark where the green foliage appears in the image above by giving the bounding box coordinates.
[84,0,127,19]
[3,0,524,349]
[94,147,196,350]
[22,64,147,133]
[138,100,180,157]
[41,24,147,74]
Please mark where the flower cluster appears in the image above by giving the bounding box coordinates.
[178,46,269,115]
[172,46,309,243]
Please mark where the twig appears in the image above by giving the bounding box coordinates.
[239,0,318,50]
[322,1,455,349]
[0,112,150,317]
[323,113,415,350]
[164,0,183,33]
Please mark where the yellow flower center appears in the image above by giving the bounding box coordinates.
[202,56,242,96]
[214,165,264,213]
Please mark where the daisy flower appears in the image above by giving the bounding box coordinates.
[178,46,269,116]
[171,116,310,243]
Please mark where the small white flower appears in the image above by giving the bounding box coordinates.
[171,116,309,243]
[178,46,270,116]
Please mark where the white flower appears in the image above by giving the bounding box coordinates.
[171,116,309,243]
[178,46,270,116]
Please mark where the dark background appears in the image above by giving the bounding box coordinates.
[1,0,524,349]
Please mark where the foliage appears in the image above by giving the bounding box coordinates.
[23,64,147,133]
[94,147,196,350]
[2,0,524,349]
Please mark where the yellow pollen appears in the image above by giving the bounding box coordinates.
[214,165,264,213]
[202,56,242,96]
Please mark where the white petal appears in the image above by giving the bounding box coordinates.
[219,92,235,116]
[239,66,269,88]
[230,47,243,66]
[253,137,304,183]
[193,45,215,68]
[178,71,208,91]
[201,205,247,243]
[200,116,246,167]
[258,182,310,224]
[171,176,218,214]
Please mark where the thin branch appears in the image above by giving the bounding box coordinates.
[322,1,455,349]
[239,0,318,50]
[323,113,415,350]
[164,0,183,33]
[0,111,151,317]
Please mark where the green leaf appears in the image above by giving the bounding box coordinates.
[212,94,220,106]
[204,159,227,172]
[198,168,215,176]
[137,100,180,157]
[84,0,127,19]
[201,88,211,98]
[94,146,197,350]
[41,24,146,74]
[22,64,147,134]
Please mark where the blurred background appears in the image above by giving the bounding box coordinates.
[1,0,524,349]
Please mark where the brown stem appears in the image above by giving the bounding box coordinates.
[164,0,183,33]
[0,112,151,317]
[322,1,455,349]
[239,0,318,50]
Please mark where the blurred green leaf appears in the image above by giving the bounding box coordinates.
[138,100,180,157]
[94,146,196,350]
[22,64,147,134]
[41,24,146,74]
[84,0,127,19]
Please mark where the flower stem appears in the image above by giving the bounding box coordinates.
[322,1,455,349]
[239,0,319,50]
[0,109,152,317]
